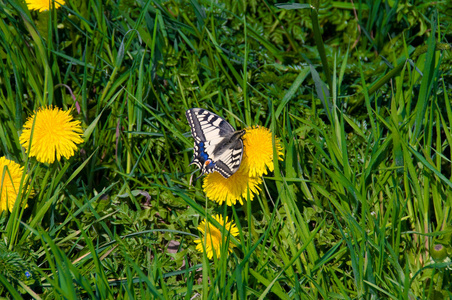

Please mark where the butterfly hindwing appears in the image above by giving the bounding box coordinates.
[186,108,244,180]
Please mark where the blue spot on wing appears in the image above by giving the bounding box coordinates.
[198,142,209,161]
[195,142,216,171]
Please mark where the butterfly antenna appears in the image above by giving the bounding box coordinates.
[189,171,204,186]
[194,173,204,183]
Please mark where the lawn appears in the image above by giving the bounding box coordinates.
[1,0,452,299]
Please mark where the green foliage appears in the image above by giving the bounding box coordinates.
[0,241,38,295]
[0,0,451,298]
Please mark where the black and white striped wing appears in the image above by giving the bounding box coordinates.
[186,108,244,180]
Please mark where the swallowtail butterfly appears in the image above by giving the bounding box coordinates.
[186,108,245,181]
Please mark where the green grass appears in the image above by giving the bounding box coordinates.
[1,0,452,298]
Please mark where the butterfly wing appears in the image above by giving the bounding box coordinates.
[186,108,244,179]
[206,132,244,178]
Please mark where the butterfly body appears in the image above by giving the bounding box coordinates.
[186,108,245,180]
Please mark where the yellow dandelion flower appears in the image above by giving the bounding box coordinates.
[19,107,83,164]
[26,0,65,11]
[203,161,262,206]
[243,126,284,177]
[0,157,25,213]
[194,214,239,260]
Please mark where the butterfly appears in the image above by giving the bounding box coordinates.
[186,108,245,181]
